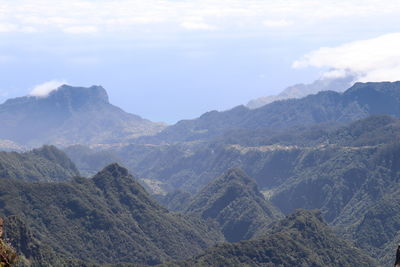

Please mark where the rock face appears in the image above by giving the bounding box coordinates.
[185,169,282,242]
[0,85,165,147]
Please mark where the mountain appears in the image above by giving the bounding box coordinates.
[144,81,400,143]
[0,145,79,182]
[185,169,282,242]
[247,75,355,109]
[165,210,378,267]
[0,164,223,265]
[0,85,165,147]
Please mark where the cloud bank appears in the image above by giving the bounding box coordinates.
[293,33,400,82]
[1,0,400,34]
[30,80,66,97]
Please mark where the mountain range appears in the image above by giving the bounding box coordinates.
[137,81,400,144]
[2,80,400,266]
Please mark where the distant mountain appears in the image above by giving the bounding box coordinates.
[0,164,223,265]
[146,81,400,143]
[185,169,282,242]
[166,210,378,267]
[247,75,355,109]
[0,145,79,182]
[0,85,165,147]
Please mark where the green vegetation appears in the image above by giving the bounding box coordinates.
[0,145,79,182]
[154,190,192,212]
[185,169,282,242]
[0,164,223,265]
[63,114,400,265]
[162,210,378,267]
[4,215,93,267]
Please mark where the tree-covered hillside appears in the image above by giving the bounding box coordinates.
[185,169,282,242]
[162,210,378,267]
[0,145,79,182]
[0,164,223,265]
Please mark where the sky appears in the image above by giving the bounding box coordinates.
[1,1,400,123]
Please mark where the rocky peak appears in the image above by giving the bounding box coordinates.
[97,163,130,179]
[2,85,109,110]
[46,85,109,106]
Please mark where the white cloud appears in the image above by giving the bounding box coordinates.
[1,0,400,34]
[293,33,400,82]
[181,20,217,31]
[322,69,351,79]
[29,80,66,97]
[0,23,18,32]
[263,19,292,28]
[63,25,98,34]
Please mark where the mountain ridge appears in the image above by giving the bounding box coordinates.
[139,81,400,144]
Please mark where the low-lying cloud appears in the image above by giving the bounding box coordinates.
[30,80,66,97]
[293,33,400,82]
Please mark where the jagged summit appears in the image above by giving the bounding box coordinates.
[91,163,142,194]
[45,84,109,105]
[95,163,130,179]
[0,85,165,146]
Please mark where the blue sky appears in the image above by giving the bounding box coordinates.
[1,0,400,123]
